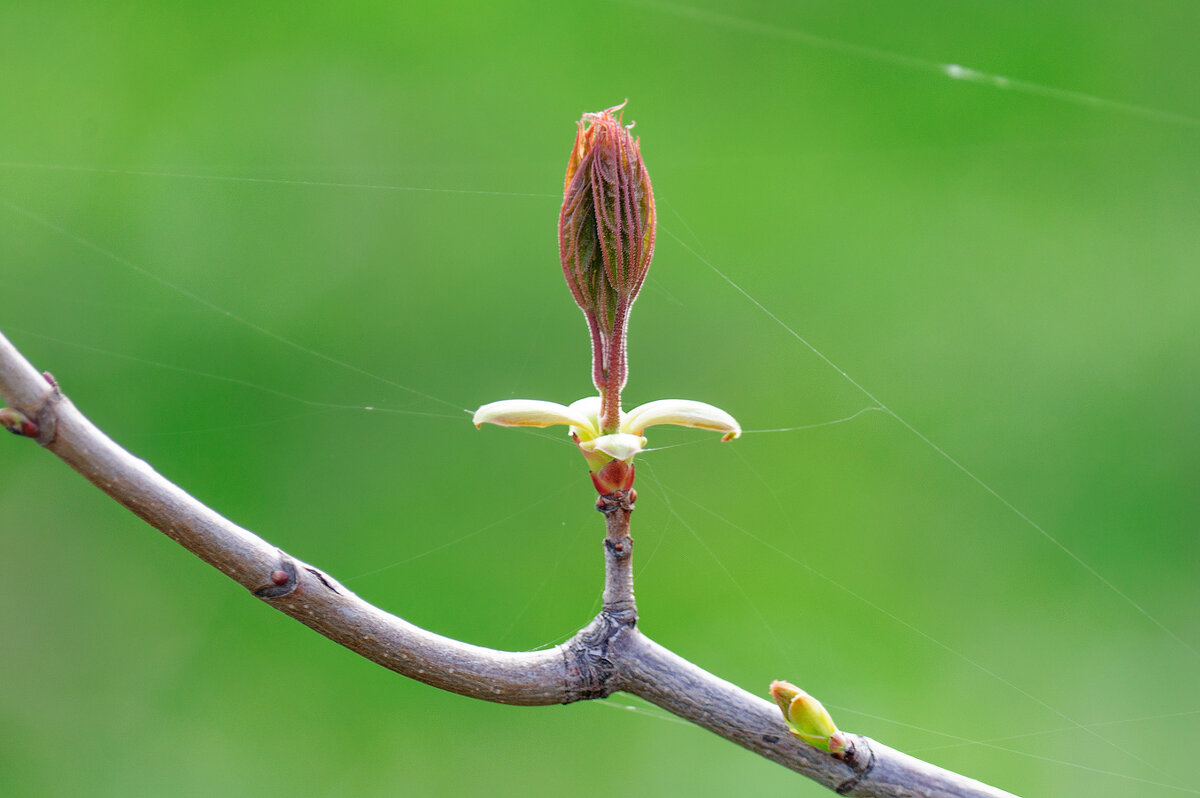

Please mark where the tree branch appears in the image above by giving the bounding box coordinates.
[618,632,1015,797]
[0,329,1020,797]
[599,489,636,616]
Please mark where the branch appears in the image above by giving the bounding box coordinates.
[0,331,568,705]
[618,633,1015,797]
[0,329,1020,797]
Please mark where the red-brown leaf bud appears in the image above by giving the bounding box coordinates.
[0,407,39,438]
[558,102,656,434]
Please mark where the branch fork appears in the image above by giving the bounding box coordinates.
[0,330,1019,797]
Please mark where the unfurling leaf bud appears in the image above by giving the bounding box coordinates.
[769,680,850,756]
[559,101,656,434]
[472,107,738,498]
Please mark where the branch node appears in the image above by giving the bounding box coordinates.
[1,374,59,444]
[563,610,635,701]
[595,488,635,514]
[834,736,877,795]
[34,398,59,446]
[604,535,631,561]
[253,552,298,598]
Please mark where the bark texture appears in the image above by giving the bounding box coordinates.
[0,329,1019,798]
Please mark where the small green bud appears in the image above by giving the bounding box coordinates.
[769,680,850,756]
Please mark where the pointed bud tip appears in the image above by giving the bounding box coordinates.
[769,680,801,713]
[770,679,799,696]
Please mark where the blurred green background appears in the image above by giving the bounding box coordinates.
[2,2,1197,796]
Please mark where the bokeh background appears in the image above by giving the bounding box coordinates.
[2,2,1198,796]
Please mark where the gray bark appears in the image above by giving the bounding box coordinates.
[0,329,1019,797]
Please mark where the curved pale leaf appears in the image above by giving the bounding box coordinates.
[623,399,741,441]
[473,400,590,431]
